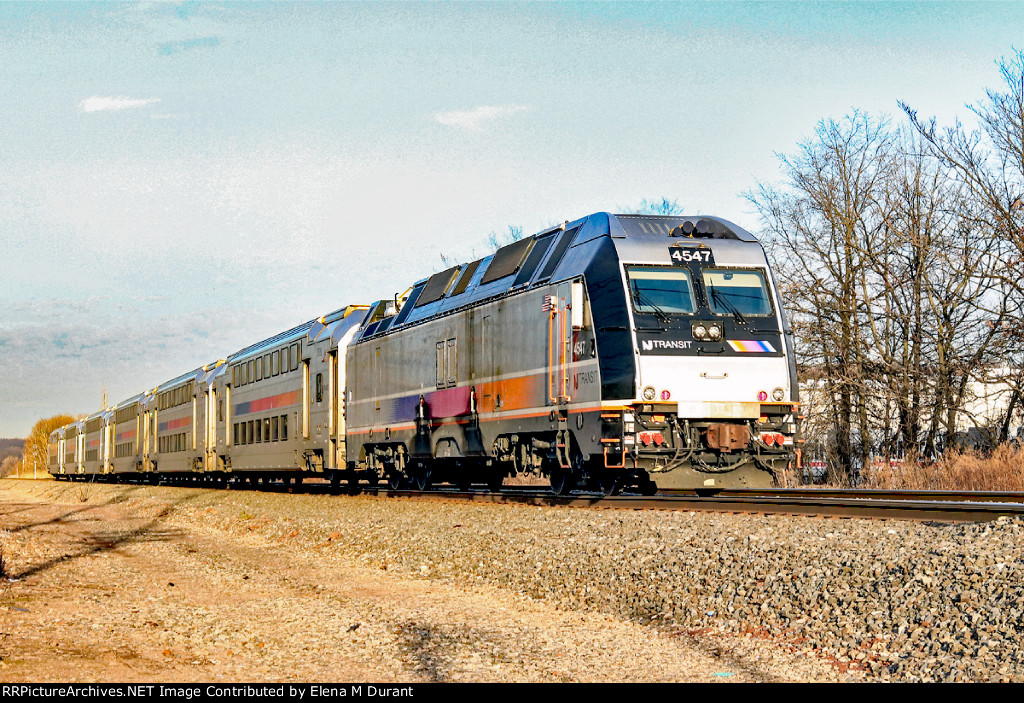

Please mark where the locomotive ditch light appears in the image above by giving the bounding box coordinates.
[707,323,722,340]
[772,387,786,401]
[693,323,708,340]
[642,386,657,401]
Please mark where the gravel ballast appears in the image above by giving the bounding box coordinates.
[5,479,1024,682]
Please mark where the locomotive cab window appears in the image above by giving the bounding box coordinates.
[702,269,773,317]
[626,266,697,314]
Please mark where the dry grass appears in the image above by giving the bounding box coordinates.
[859,445,1024,491]
[0,530,9,580]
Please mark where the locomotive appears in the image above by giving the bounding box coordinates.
[48,212,799,493]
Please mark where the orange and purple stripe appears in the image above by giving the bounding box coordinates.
[158,416,191,433]
[234,390,301,417]
[727,340,776,353]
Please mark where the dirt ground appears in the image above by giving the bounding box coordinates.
[0,479,841,683]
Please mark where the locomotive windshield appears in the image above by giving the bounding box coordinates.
[702,270,773,316]
[626,266,697,314]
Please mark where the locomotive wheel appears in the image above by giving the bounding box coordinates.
[639,478,659,496]
[410,462,432,491]
[596,469,622,496]
[385,464,404,490]
[549,465,575,496]
[485,467,504,492]
[455,466,472,491]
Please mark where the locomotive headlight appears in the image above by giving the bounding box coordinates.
[693,324,708,340]
[642,386,657,401]
[772,387,786,402]
[707,324,722,340]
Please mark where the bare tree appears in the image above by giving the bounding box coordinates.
[749,112,895,481]
[625,197,684,215]
[902,49,1024,442]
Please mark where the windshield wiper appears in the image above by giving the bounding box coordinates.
[632,287,672,324]
[708,282,747,325]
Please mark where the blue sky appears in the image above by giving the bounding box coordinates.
[1,1,1022,436]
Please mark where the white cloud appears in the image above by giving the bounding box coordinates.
[434,104,529,130]
[79,96,161,113]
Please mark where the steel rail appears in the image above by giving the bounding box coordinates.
[374,487,1024,522]
[31,476,1024,522]
[660,487,1024,503]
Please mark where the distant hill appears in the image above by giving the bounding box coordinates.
[0,438,24,465]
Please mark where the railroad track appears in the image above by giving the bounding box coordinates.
[368,486,1024,523]
[31,477,1024,522]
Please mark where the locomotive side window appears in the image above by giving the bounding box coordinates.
[435,342,445,388]
[626,267,697,314]
[316,373,323,403]
[702,270,773,316]
[446,338,457,387]
[435,339,457,388]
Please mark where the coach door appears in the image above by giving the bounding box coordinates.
[206,387,217,471]
[328,349,341,469]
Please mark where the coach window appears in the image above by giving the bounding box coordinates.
[281,414,288,441]
[282,348,289,374]
[263,418,271,442]
[271,351,279,376]
[316,373,323,403]
[264,354,271,379]
[256,357,263,382]
[291,343,300,371]
[271,416,279,441]
[247,360,254,384]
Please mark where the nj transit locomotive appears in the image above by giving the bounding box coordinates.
[48,212,799,493]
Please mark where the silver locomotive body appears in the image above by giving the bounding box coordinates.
[346,212,799,493]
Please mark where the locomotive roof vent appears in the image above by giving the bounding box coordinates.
[615,214,752,241]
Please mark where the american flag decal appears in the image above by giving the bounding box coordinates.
[542,295,556,312]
